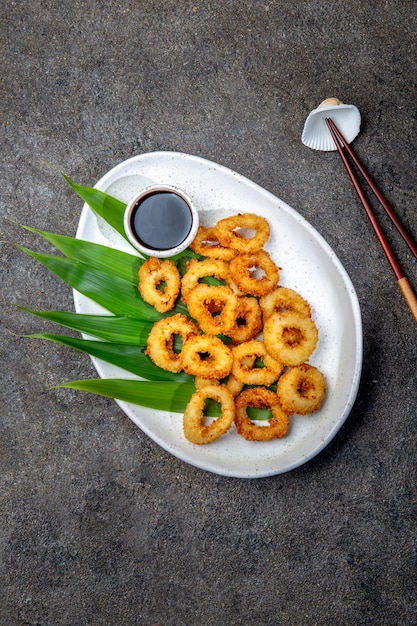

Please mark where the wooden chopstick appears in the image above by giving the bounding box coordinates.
[326,118,417,259]
[325,117,417,323]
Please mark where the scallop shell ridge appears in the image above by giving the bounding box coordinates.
[302,100,361,151]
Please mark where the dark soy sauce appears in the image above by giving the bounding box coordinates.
[131,191,193,250]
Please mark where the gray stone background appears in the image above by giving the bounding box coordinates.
[1,1,416,625]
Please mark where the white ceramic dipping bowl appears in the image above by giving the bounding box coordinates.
[123,184,199,258]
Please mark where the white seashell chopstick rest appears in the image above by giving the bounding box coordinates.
[302,98,361,151]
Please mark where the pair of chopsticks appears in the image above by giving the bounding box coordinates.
[325,117,417,323]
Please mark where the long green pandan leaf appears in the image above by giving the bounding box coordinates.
[18,245,149,317]
[19,308,152,343]
[18,245,187,319]
[56,379,196,412]
[62,175,128,240]
[54,376,270,419]
[29,333,193,382]
[21,225,143,282]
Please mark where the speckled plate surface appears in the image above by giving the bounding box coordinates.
[74,152,362,478]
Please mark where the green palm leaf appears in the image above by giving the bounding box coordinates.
[19,308,151,343]
[29,333,192,382]
[62,175,128,240]
[18,245,187,319]
[55,379,196,413]
[54,376,269,419]
[21,225,143,282]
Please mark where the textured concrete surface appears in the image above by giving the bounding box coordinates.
[1,1,416,625]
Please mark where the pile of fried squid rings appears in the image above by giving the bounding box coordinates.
[138,212,326,445]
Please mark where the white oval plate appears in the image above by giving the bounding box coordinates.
[74,152,362,478]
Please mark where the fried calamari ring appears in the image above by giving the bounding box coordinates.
[138,257,181,313]
[235,387,290,441]
[225,375,245,397]
[215,213,270,253]
[260,287,311,320]
[181,258,230,302]
[229,250,279,296]
[224,354,256,397]
[195,371,248,398]
[277,364,326,415]
[181,334,233,379]
[226,297,263,344]
[183,384,235,444]
[195,377,220,390]
[189,226,236,261]
[186,284,239,335]
[231,339,284,386]
[263,312,318,366]
[145,314,199,373]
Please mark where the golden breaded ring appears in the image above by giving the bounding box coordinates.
[263,312,318,366]
[229,250,279,297]
[194,377,220,390]
[231,339,284,386]
[224,354,256,397]
[181,334,233,379]
[277,363,326,415]
[183,384,235,444]
[189,226,236,261]
[226,296,263,345]
[260,287,311,320]
[181,258,230,301]
[138,257,181,313]
[215,213,270,253]
[224,374,245,398]
[186,284,239,335]
[235,387,290,441]
[145,314,199,373]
